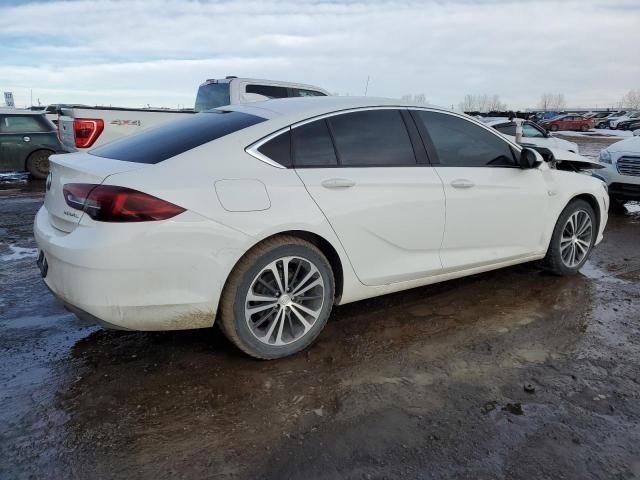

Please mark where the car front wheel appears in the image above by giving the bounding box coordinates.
[218,236,335,359]
[541,199,596,275]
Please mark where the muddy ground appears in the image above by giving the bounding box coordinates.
[1,140,639,479]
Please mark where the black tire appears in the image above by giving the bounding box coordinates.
[26,150,52,180]
[541,199,597,275]
[218,235,335,359]
[551,124,559,132]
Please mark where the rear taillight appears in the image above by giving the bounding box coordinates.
[62,184,185,222]
[73,118,104,148]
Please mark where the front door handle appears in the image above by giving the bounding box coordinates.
[451,179,475,189]
[321,178,356,189]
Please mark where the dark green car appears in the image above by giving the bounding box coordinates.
[0,110,69,179]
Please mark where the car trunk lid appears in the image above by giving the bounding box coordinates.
[44,152,150,232]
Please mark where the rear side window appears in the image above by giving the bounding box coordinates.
[414,111,516,167]
[0,115,48,133]
[246,84,289,99]
[257,130,292,167]
[293,119,338,167]
[90,111,265,164]
[293,89,327,97]
[328,110,416,167]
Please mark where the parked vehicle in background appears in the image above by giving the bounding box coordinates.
[35,96,608,359]
[610,111,640,129]
[194,77,329,112]
[483,118,579,153]
[616,118,640,131]
[595,131,640,207]
[541,114,593,132]
[0,109,69,179]
[590,111,620,129]
[599,111,629,129]
[58,106,194,151]
[57,77,329,151]
[532,111,564,124]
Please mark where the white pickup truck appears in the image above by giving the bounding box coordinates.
[58,77,329,151]
[58,106,193,150]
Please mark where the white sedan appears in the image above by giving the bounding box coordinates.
[35,97,609,359]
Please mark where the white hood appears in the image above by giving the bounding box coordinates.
[605,136,640,154]
[547,148,603,170]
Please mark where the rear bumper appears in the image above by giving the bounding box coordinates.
[33,206,246,331]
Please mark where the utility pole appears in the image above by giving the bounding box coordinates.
[364,76,370,96]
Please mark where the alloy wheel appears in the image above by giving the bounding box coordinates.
[244,256,325,346]
[560,210,593,268]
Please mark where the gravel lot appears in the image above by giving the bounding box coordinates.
[1,142,639,479]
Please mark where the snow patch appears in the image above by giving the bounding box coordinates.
[1,245,39,262]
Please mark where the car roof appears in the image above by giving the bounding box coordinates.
[0,108,44,116]
[222,96,452,123]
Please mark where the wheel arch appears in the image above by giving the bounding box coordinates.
[224,229,345,304]
[567,193,601,233]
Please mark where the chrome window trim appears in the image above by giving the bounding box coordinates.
[246,105,523,169]
[245,127,290,169]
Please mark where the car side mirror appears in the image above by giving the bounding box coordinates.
[519,147,541,169]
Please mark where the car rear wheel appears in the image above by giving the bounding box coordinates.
[550,125,559,132]
[541,199,596,275]
[218,235,335,359]
[580,125,588,132]
[26,150,52,180]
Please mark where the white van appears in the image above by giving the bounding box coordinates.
[194,76,330,112]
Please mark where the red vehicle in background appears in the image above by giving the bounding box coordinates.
[540,114,593,132]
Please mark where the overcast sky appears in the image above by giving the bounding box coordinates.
[0,0,638,110]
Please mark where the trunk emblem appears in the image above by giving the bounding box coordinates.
[46,172,52,191]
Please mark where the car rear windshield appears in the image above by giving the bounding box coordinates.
[194,82,231,112]
[90,111,265,164]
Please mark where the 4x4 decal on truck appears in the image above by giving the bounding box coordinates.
[110,120,141,126]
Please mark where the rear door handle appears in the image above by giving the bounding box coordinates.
[451,179,475,189]
[321,178,356,189]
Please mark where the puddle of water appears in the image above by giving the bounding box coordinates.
[1,245,39,262]
[580,261,629,285]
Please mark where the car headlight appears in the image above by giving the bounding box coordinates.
[599,150,612,164]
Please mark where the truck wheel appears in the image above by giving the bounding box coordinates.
[541,199,596,275]
[26,150,52,180]
[218,235,335,359]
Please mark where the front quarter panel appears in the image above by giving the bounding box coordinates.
[542,166,608,246]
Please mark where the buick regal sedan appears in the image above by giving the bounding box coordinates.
[35,97,609,359]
